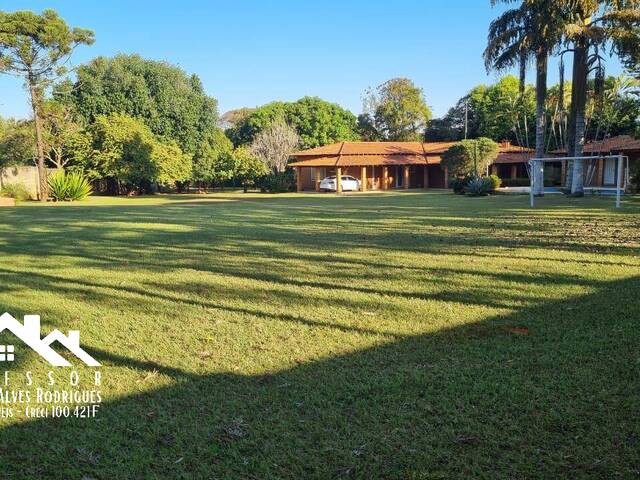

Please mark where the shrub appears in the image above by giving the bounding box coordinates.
[465,176,493,196]
[255,170,295,193]
[48,171,93,201]
[441,138,499,177]
[449,176,470,195]
[0,183,31,201]
[487,174,501,192]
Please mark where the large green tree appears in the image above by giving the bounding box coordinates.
[361,78,432,141]
[562,0,640,194]
[586,74,640,140]
[0,9,94,200]
[85,113,192,192]
[228,97,359,148]
[192,128,234,187]
[63,54,218,155]
[441,138,499,178]
[428,76,536,143]
[233,146,268,192]
[485,0,564,195]
[40,99,89,169]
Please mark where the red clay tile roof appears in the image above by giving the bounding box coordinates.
[292,142,426,156]
[493,152,534,164]
[287,154,440,167]
[338,154,431,166]
[551,135,640,154]
[290,141,533,167]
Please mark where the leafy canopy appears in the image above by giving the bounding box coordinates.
[0,9,94,81]
[192,131,267,187]
[361,78,432,141]
[192,128,234,185]
[234,146,268,185]
[441,138,499,178]
[40,99,89,169]
[62,54,218,155]
[85,113,192,187]
[0,117,35,168]
[228,96,359,149]
[427,75,535,144]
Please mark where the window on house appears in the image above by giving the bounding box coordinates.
[0,345,15,362]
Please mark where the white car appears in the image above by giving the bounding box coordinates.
[319,175,361,192]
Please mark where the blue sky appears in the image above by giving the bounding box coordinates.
[0,0,625,120]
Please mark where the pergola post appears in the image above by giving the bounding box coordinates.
[423,166,429,189]
[382,166,388,190]
[296,167,302,192]
[510,165,517,179]
[403,165,409,190]
[444,166,449,189]
[336,167,343,193]
[616,155,623,208]
[360,166,367,192]
[596,158,604,186]
[314,168,321,192]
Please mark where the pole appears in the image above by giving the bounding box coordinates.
[530,160,535,208]
[616,155,623,208]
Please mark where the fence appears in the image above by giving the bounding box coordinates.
[0,166,61,200]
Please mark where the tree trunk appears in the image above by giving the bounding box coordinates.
[570,40,588,196]
[520,51,530,149]
[565,53,578,189]
[519,51,526,97]
[29,78,48,201]
[533,52,547,196]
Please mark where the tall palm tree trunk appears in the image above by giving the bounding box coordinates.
[562,57,576,191]
[533,51,547,196]
[570,39,588,195]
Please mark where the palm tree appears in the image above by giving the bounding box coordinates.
[484,0,563,195]
[563,0,640,195]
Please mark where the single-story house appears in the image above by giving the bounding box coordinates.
[491,135,640,189]
[290,135,639,192]
[550,135,640,189]
[290,140,532,192]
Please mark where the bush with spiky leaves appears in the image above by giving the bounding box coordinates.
[48,171,92,201]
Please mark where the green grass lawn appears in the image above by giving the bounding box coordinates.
[0,190,639,479]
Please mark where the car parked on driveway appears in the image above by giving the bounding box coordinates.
[319,175,360,192]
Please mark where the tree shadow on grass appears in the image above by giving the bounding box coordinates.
[0,275,638,479]
[1,193,638,263]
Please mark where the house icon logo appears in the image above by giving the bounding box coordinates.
[0,313,100,367]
